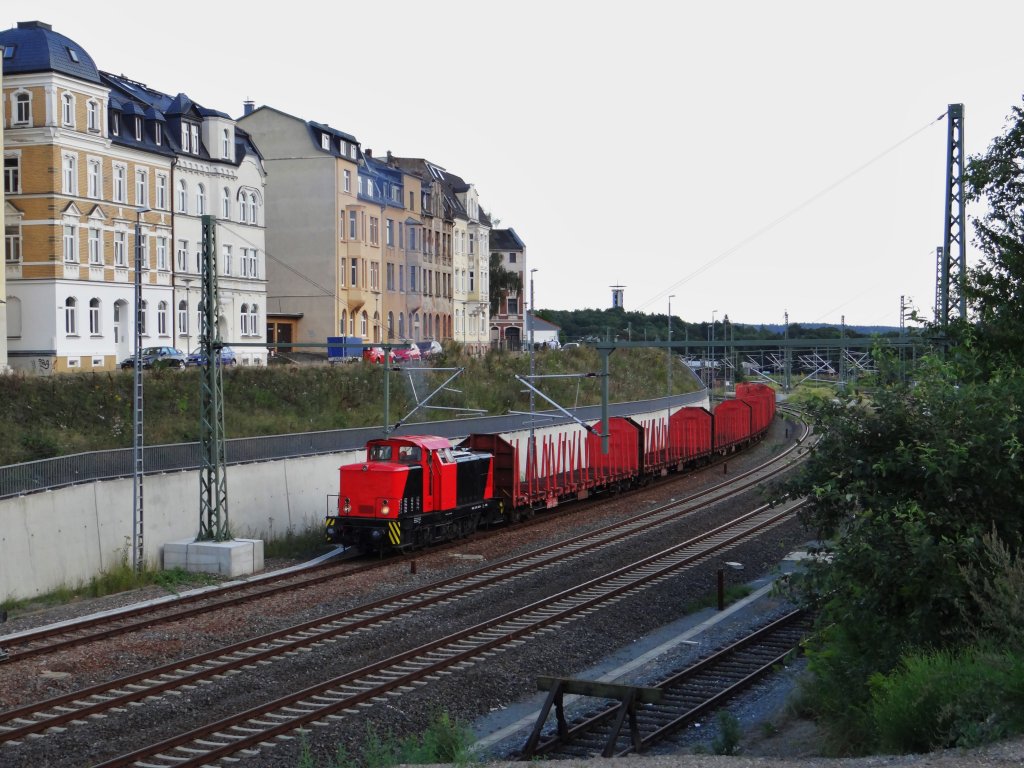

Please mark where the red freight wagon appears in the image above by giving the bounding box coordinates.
[586,417,643,491]
[669,406,714,466]
[713,399,753,452]
[736,382,775,436]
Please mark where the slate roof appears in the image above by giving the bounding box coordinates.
[102,72,262,164]
[0,21,100,83]
[490,228,526,251]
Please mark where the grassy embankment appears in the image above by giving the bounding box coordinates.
[0,344,698,465]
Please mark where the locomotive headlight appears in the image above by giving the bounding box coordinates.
[343,497,351,515]
[381,499,391,516]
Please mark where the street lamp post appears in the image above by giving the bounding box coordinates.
[182,276,193,355]
[528,268,538,474]
[667,295,675,395]
[710,309,717,390]
[132,206,150,573]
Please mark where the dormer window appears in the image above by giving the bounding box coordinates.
[134,117,143,141]
[111,112,120,136]
[154,123,162,145]
[221,128,230,159]
[190,125,199,154]
[321,133,330,150]
[181,123,189,152]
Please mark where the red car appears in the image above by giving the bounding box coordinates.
[392,342,422,363]
[362,346,395,364]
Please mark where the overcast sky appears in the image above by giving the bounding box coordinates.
[7,1,1024,327]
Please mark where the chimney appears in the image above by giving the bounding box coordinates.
[364,148,373,158]
[243,100,255,115]
[19,21,53,31]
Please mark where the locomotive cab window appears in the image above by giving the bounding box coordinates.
[369,445,393,461]
[398,446,421,463]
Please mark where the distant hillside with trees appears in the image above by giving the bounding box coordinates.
[536,307,903,344]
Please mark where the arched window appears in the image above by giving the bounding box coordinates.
[222,187,231,219]
[65,297,78,335]
[387,312,394,340]
[157,301,168,335]
[178,179,188,213]
[178,300,188,337]
[240,303,249,336]
[249,304,258,337]
[61,92,74,126]
[89,298,101,335]
[139,299,148,335]
[373,312,380,343]
[196,184,206,215]
[340,310,347,336]
[249,193,258,225]
[398,313,405,339]
[360,311,368,337]
[14,91,31,125]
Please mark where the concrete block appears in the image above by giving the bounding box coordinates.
[162,538,265,578]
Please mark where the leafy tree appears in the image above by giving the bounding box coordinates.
[781,353,1024,749]
[488,252,522,315]
[964,96,1024,371]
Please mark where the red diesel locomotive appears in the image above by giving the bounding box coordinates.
[325,384,776,552]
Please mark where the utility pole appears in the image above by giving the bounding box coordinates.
[667,295,675,395]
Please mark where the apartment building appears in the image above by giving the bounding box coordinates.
[1,21,267,372]
[385,155,493,351]
[101,75,268,365]
[2,21,175,373]
[489,227,527,349]
[238,105,374,353]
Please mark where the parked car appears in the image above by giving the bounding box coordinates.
[362,346,395,364]
[561,342,580,350]
[416,340,443,359]
[119,346,188,370]
[186,346,237,367]
[392,342,422,363]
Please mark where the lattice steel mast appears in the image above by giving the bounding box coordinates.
[198,214,230,541]
[937,104,967,326]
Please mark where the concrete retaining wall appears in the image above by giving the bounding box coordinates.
[0,449,364,602]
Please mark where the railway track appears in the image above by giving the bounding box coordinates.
[519,608,814,759]
[0,415,812,766]
[0,427,807,747]
[83,499,806,767]
[0,414,811,666]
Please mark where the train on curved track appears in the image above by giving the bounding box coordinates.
[325,383,777,553]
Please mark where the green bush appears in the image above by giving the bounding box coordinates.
[870,647,1024,753]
